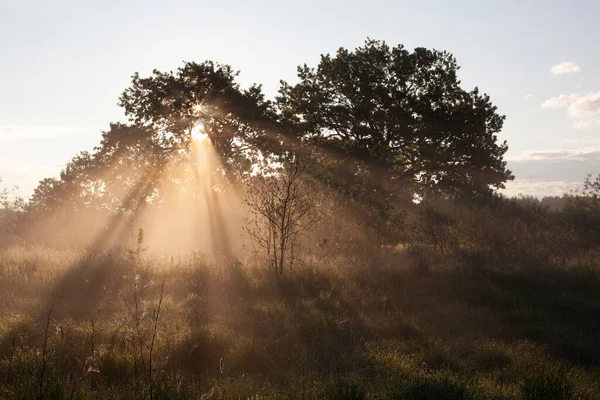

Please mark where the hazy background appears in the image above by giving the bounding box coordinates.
[2,0,599,198]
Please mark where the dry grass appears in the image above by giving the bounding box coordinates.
[0,245,599,399]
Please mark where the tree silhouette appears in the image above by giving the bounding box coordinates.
[244,158,318,275]
[119,61,279,180]
[277,39,513,198]
[19,40,517,250]
[0,178,24,239]
[22,64,279,249]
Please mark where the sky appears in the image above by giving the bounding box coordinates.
[1,0,600,199]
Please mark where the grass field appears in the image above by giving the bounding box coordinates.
[0,245,599,399]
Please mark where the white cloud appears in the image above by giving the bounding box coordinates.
[503,179,580,198]
[506,146,600,197]
[568,90,600,117]
[508,147,600,162]
[550,61,581,75]
[540,93,580,109]
[540,91,600,128]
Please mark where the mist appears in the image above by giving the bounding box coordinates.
[1,38,599,399]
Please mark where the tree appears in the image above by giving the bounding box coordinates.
[244,159,318,275]
[563,174,600,247]
[21,63,278,250]
[25,124,161,217]
[0,178,24,241]
[20,42,515,250]
[277,39,513,198]
[20,151,112,246]
[119,61,279,180]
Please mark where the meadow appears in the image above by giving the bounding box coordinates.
[1,40,600,400]
[0,239,598,399]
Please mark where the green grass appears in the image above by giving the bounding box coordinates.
[0,245,598,399]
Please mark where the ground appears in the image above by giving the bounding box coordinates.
[0,245,598,399]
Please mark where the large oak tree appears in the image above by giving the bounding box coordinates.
[277,39,513,197]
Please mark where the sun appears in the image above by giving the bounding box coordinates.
[194,131,209,142]
[192,104,203,114]
[191,123,209,142]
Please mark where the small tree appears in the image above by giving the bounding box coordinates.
[244,159,318,275]
[0,178,24,239]
[581,174,600,201]
[563,174,600,247]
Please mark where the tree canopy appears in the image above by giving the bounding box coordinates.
[118,61,278,179]
[20,39,516,248]
[277,39,513,197]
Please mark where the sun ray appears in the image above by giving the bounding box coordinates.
[21,150,150,248]
[189,133,245,257]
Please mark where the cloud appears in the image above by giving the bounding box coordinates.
[550,61,581,75]
[505,145,600,197]
[540,93,580,109]
[508,147,600,162]
[502,179,580,198]
[540,91,600,128]
[568,91,600,117]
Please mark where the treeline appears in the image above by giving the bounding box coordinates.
[514,195,574,211]
[0,39,598,265]
[414,177,600,269]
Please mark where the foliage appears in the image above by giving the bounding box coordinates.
[0,178,24,212]
[277,39,513,198]
[0,178,24,244]
[17,39,520,251]
[562,174,600,247]
[119,61,278,179]
[18,62,286,249]
[408,173,600,268]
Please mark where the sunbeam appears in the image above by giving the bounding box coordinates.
[190,133,245,257]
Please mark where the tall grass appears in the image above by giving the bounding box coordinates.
[0,243,598,399]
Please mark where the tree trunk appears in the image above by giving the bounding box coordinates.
[279,236,285,275]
